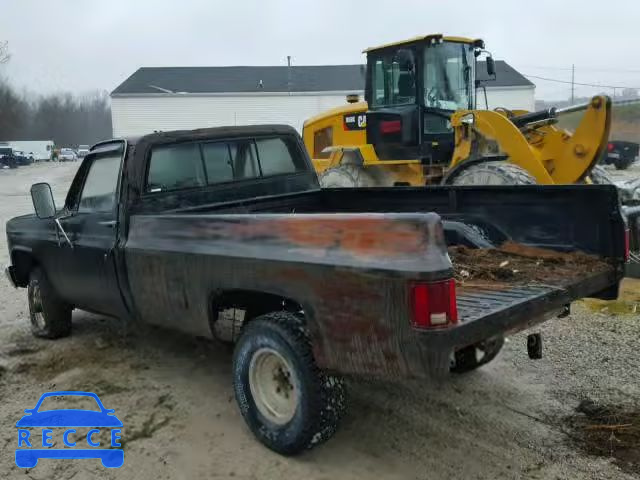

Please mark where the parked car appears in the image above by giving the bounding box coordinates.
[4,125,629,455]
[12,150,33,166]
[77,145,90,158]
[8,141,54,161]
[58,148,77,162]
[600,140,639,170]
[0,147,17,169]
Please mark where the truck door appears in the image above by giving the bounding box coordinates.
[55,145,128,318]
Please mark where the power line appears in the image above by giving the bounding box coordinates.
[523,73,640,90]
[518,64,640,74]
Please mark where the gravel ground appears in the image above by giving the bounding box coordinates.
[0,162,638,479]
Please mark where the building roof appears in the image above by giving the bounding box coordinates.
[111,65,366,95]
[477,61,534,87]
[111,61,532,96]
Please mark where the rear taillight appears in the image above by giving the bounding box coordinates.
[608,142,614,152]
[624,228,630,262]
[410,279,458,329]
[380,120,401,134]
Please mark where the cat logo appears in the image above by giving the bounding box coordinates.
[343,114,367,131]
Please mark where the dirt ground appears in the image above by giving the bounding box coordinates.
[1,162,639,479]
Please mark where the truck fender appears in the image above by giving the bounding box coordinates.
[10,246,36,287]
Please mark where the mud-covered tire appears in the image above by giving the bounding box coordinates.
[449,161,537,186]
[318,164,376,188]
[450,336,505,374]
[27,268,72,339]
[232,312,345,455]
[586,165,614,184]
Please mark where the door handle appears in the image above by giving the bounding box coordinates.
[99,220,117,228]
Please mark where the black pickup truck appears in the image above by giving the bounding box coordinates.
[600,140,639,170]
[4,125,628,454]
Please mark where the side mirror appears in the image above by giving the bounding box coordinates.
[486,56,496,77]
[30,183,56,219]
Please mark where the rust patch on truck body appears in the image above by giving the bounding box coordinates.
[125,212,452,377]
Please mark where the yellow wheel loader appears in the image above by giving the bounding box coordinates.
[302,34,612,188]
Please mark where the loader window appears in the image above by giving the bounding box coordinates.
[313,127,333,158]
[423,42,474,111]
[370,49,416,108]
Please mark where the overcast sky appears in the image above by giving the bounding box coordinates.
[2,0,639,101]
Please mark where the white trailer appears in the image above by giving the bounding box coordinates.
[6,140,54,161]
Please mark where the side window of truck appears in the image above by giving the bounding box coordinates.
[202,142,234,184]
[255,137,302,175]
[228,140,260,179]
[77,155,121,213]
[147,143,206,192]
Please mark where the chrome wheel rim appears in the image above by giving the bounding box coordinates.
[248,348,297,425]
[30,283,46,330]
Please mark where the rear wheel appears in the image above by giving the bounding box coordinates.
[233,312,346,454]
[28,268,72,339]
[614,156,634,171]
[449,161,537,186]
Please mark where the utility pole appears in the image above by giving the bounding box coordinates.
[570,64,575,105]
[287,56,292,95]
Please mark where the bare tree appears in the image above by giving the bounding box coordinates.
[0,77,112,144]
[0,41,10,64]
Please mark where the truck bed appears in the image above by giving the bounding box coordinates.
[165,183,625,261]
[125,184,625,377]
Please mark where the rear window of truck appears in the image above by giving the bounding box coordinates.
[146,136,304,193]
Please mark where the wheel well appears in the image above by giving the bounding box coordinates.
[208,289,303,343]
[10,250,36,287]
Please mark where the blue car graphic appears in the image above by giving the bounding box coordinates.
[15,391,124,468]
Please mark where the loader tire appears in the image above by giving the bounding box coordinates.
[28,267,72,339]
[449,161,536,186]
[233,311,346,455]
[587,165,614,184]
[318,164,376,188]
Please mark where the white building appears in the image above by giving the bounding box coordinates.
[476,60,536,111]
[111,62,534,137]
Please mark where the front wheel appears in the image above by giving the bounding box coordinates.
[232,312,345,455]
[28,268,72,339]
[448,161,537,186]
[614,156,634,170]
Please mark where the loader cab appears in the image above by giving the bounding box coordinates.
[364,35,483,164]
